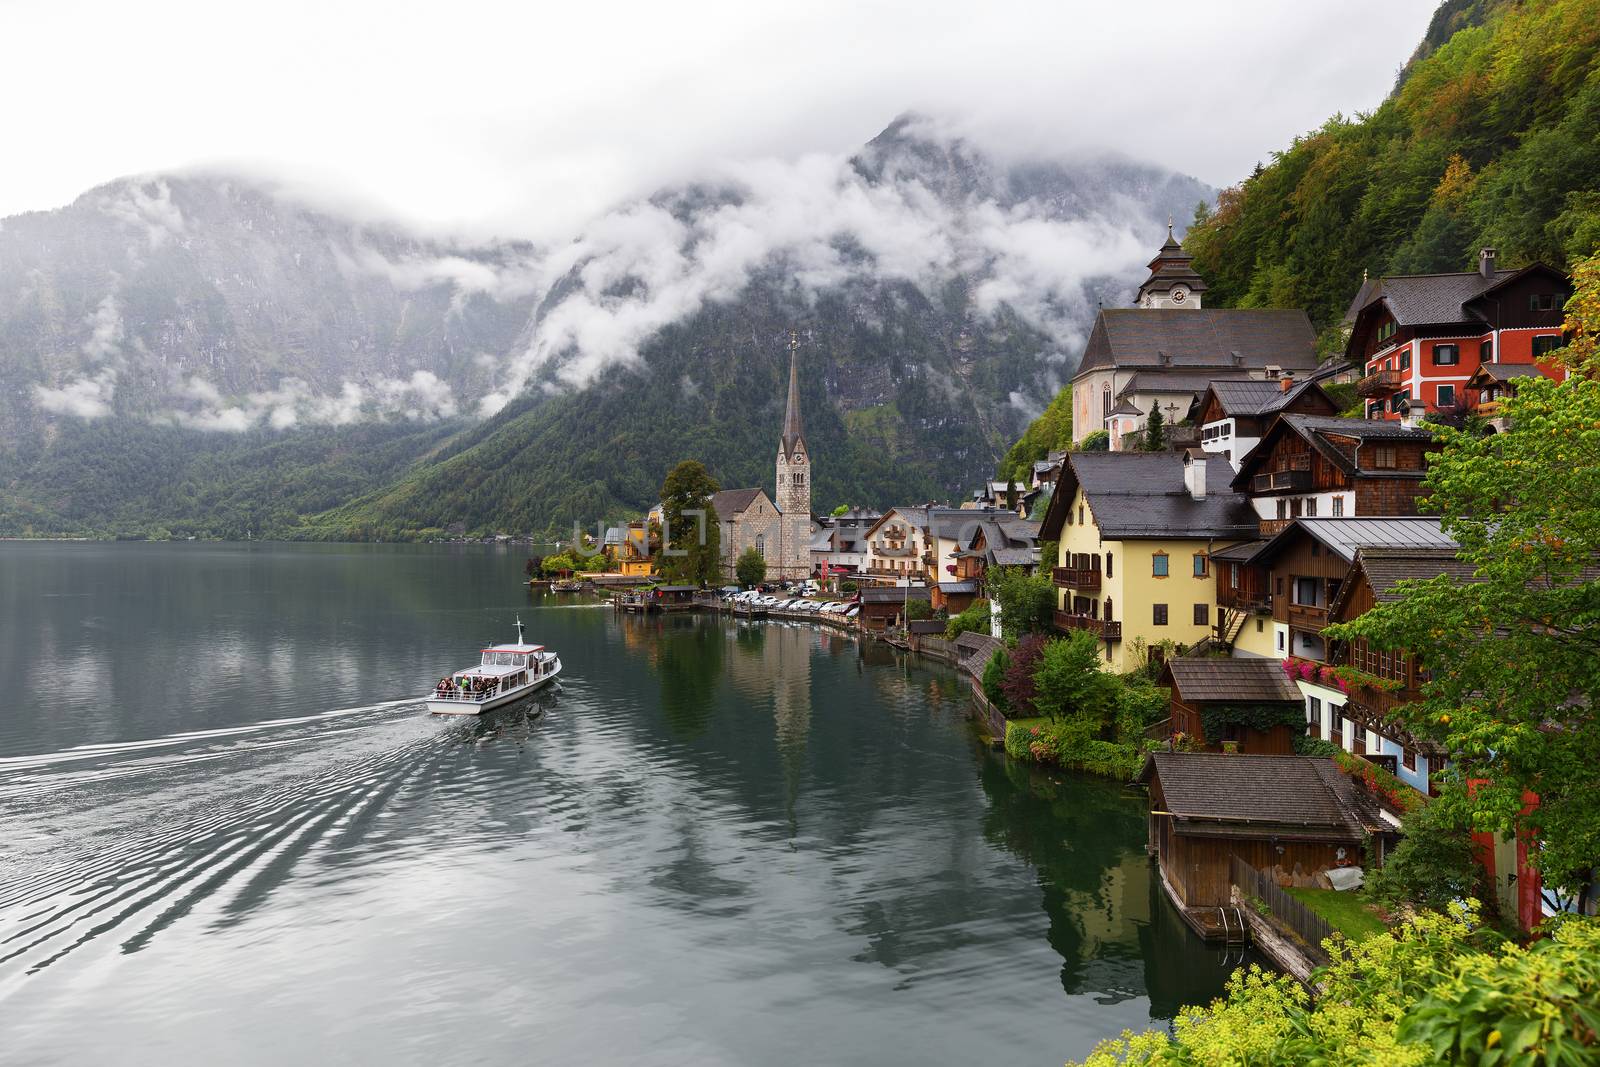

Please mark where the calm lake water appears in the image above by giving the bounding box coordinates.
[0,542,1236,1065]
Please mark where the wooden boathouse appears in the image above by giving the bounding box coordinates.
[1137,751,1388,940]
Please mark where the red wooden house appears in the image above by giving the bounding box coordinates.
[1344,250,1570,421]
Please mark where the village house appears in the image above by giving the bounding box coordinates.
[1039,450,1257,673]
[1214,517,1458,780]
[1191,379,1340,471]
[1138,751,1391,940]
[858,505,1020,587]
[808,507,882,581]
[1071,227,1319,450]
[1230,413,1441,534]
[1345,250,1570,421]
[1159,657,1305,755]
[1464,362,1546,433]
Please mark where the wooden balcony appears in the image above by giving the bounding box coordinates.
[1258,518,1291,536]
[1474,399,1505,418]
[1251,468,1313,493]
[1356,368,1404,397]
[1218,588,1269,613]
[1053,610,1121,642]
[1051,566,1101,590]
[1285,602,1329,631]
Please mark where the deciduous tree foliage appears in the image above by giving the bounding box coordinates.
[658,460,721,586]
[734,545,766,588]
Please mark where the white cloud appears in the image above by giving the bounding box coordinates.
[34,367,118,419]
[164,371,459,432]
[81,294,124,358]
[97,180,185,248]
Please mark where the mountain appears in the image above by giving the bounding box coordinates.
[1179,0,1600,339]
[0,116,1211,538]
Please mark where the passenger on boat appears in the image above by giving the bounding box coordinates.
[435,678,451,698]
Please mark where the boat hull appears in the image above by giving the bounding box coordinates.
[426,662,561,716]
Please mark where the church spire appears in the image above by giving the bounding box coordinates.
[781,330,805,457]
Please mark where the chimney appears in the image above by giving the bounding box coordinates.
[1280,373,1295,393]
[1479,248,1497,279]
[1183,449,1207,500]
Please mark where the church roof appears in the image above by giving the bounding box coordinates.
[1136,226,1208,300]
[1074,308,1318,379]
[781,338,806,458]
[710,488,767,520]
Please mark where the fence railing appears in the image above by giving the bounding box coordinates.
[1230,856,1333,961]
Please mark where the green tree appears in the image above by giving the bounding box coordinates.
[981,646,1009,712]
[1079,429,1110,452]
[1141,407,1166,452]
[904,598,933,621]
[1327,373,1600,909]
[1366,793,1484,914]
[1032,632,1120,725]
[989,566,1054,640]
[734,545,767,587]
[659,460,721,586]
[830,503,850,516]
[997,387,1073,481]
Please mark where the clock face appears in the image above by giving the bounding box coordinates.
[1170,286,1188,303]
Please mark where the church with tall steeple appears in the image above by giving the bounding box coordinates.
[773,332,812,579]
[709,333,815,582]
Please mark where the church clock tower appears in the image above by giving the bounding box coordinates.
[774,332,812,580]
[1135,219,1208,309]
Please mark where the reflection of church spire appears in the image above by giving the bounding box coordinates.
[770,626,812,835]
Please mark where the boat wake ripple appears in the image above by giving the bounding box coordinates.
[0,715,488,997]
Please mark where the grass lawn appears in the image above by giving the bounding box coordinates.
[1285,887,1387,941]
[1008,716,1048,730]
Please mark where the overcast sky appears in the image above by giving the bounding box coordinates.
[2,0,1437,239]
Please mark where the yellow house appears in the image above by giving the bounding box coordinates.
[1038,450,1258,673]
[619,557,654,577]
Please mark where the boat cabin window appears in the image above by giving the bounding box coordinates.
[481,651,529,667]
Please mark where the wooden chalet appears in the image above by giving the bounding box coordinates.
[1232,414,1441,537]
[1325,546,1477,792]
[650,585,701,612]
[1344,251,1570,421]
[1190,378,1340,471]
[1159,658,1304,754]
[1138,752,1389,940]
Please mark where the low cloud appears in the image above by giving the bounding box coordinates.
[164,370,458,432]
[31,295,126,419]
[34,366,118,419]
[98,179,185,249]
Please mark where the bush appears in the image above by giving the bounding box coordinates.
[982,647,1009,713]
[1080,430,1110,452]
[735,546,766,587]
[1001,634,1047,714]
[945,598,992,639]
[904,598,933,621]
[1367,794,1483,914]
[1033,631,1119,725]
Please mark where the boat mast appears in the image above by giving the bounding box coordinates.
[514,615,525,645]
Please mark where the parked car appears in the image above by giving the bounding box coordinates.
[844,605,860,619]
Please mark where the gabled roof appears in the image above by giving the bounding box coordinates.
[1328,545,1480,619]
[1162,657,1303,703]
[1344,262,1570,329]
[1039,452,1258,541]
[1075,308,1318,378]
[1195,379,1338,421]
[1231,414,1438,488]
[1466,363,1548,387]
[1247,517,1456,567]
[1138,752,1384,837]
[710,487,768,520]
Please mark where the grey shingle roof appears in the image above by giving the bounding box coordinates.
[1076,308,1318,377]
[1233,414,1439,487]
[989,547,1038,566]
[1248,517,1456,566]
[860,586,931,604]
[1350,269,1519,327]
[710,488,765,519]
[1052,452,1259,540]
[1203,379,1333,419]
[1353,547,1480,603]
[1209,539,1266,563]
[1120,369,1257,395]
[1164,658,1302,703]
[938,581,980,594]
[1138,752,1383,836]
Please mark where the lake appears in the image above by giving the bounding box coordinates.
[0,541,1236,1065]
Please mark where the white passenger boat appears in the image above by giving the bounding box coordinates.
[425,618,562,715]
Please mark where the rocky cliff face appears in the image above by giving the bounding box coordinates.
[0,116,1211,536]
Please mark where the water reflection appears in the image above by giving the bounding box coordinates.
[0,542,1238,1065]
